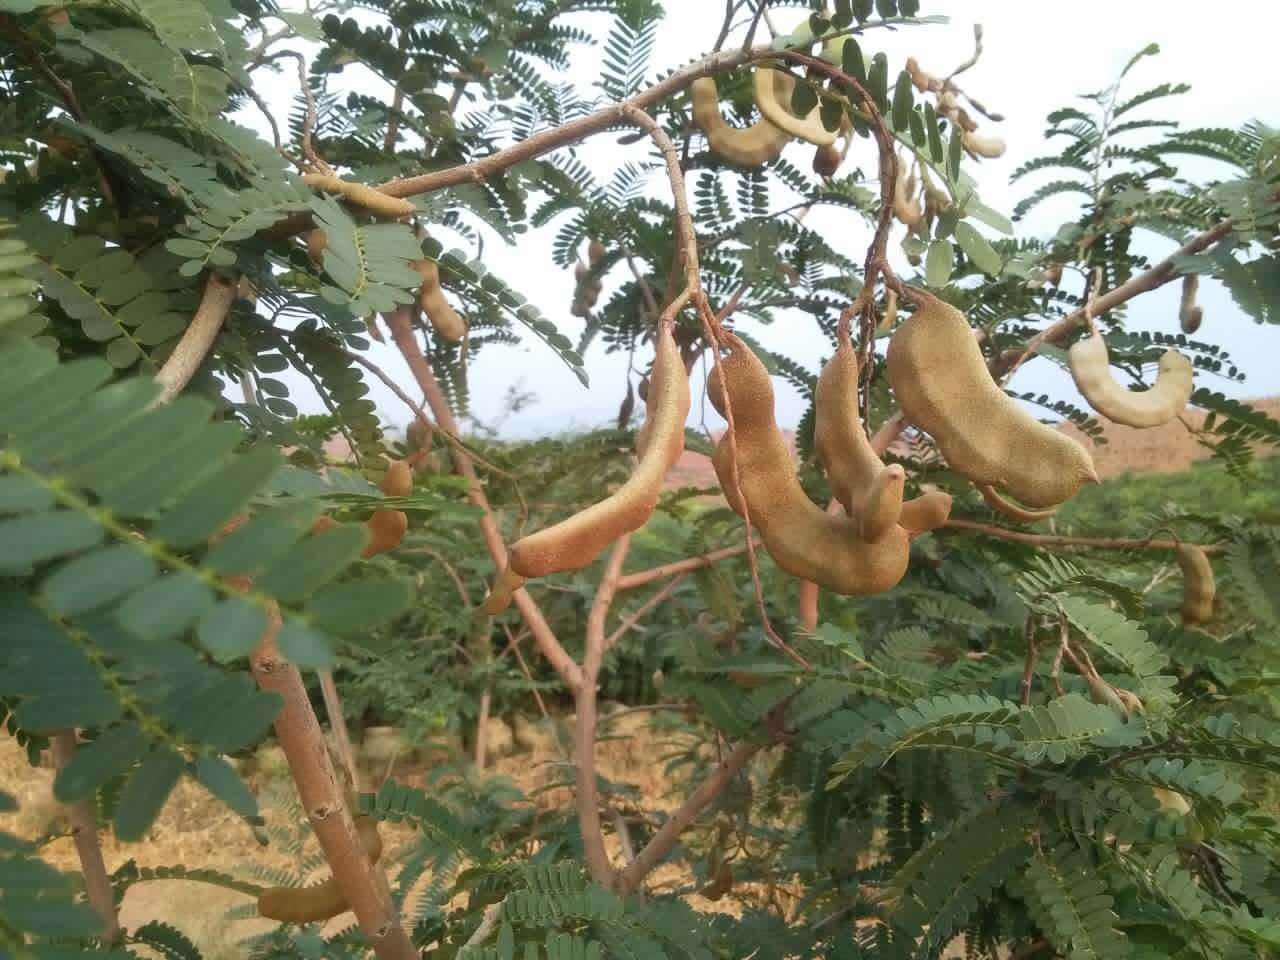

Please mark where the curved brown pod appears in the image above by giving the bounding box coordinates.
[258,815,383,924]
[814,335,905,541]
[483,324,692,613]
[411,259,467,343]
[1068,333,1193,429]
[1176,544,1215,625]
[691,76,791,169]
[1179,274,1203,334]
[886,292,1098,510]
[752,68,837,147]
[709,334,909,596]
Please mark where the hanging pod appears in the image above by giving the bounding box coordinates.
[886,292,1098,517]
[691,76,791,168]
[708,333,910,596]
[483,324,691,613]
[752,67,838,147]
[1068,332,1193,429]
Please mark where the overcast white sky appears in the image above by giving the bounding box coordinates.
[252,2,1279,439]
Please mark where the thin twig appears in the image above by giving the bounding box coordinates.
[616,539,760,591]
[942,518,1227,555]
[317,670,361,791]
[604,572,688,649]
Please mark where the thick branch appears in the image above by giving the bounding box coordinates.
[615,739,761,893]
[943,517,1227,555]
[381,307,582,691]
[153,273,237,406]
[576,537,632,887]
[50,731,120,943]
[995,218,1234,379]
[250,608,414,959]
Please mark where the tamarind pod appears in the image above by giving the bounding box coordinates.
[979,484,1059,524]
[637,375,650,403]
[891,161,923,229]
[691,76,790,169]
[258,816,383,923]
[813,142,842,177]
[363,509,408,558]
[886,292,1098,508]
[301,173,416,219]
[483,325,691,611]
[306,229,327,267]
[1176,544,1215,625]
[753,68,837,146]
[709,334,910,596]
[379,459,412,497]
[482,567,527,615]
[587,238,606,265]
[937,90,958,114]
[813,335,905,541]
[574,260,588,282]
[897,489,952,535]
[411,259,467,343]
[1067,333,1193,429]
[962,130,1006,159]
[1179,274,1203,334]
[407,418,432,451]
[1153,786,1192,816]
[878,289,899,333]
[905,57,934,93]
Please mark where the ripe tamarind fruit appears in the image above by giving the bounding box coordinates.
[380,458,413,498]
[691,76,790,169]
[570,259,604,317]
[979,483,1060,524]
[1175,544,1215,625]
[301,173,416,219]
[483,323,692,613]
[892,159,923,231]
[815,334,951,539]
[411,259,466,343]
[1179,274,1203,334]
[752,68,837,146]
[258,810,383,923]
[708,333,910,596]
[813,142,842,178]
[587,237,606,265]
[1068,332,1193,428]
[961,130,1006,159]
[898,489,953,535]
[406,418,432,451]
[886,291,1098,510]
[363,509,408,558]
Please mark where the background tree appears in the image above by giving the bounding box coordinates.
[1,2,1278,959]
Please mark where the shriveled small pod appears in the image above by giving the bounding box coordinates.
[411,258,467,343]
[886,291,1098,510]
[878,288,899,333]
[363,509,408,558]
[406,418,432,451]
[1176,544,1215,625]
[306,229,327,267]
[1068,332,1193,429]
[1179,274,1203,334]
[753,67,838,147]
[891,159,923,230]
[258,814,383,923]
[961,130,1006,159]
[691,76,791,169]
[587,238,606,265]
[813,142,842,178]
[814,335,905,542]
[483,324,692,613]
[380,458,413,497]
[708,334,910,596]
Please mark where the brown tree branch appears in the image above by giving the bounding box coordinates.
[381,307,583,691]
[250,606,414,958]
[317,670,361,791]
[616,539,759,591]
[604,572,688,649]
[153,273,237,406]
[942,517,1227,555]
[615,739,761,893]
[50,731,120,943]
[576,536,632,887]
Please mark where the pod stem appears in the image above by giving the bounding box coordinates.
[51,731,121,943]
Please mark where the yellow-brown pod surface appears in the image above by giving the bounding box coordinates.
[886,292,1098,510]
[411,258,466,343]
[1068,333,1193,429]
[363,509,408,558]
[708,334,909,596]
[1176,544,1215,626]
[483,325,692,613]
[691,76,791,169]
[814,335,905,541]
[258,814,383,923]
[753,68,837,146]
